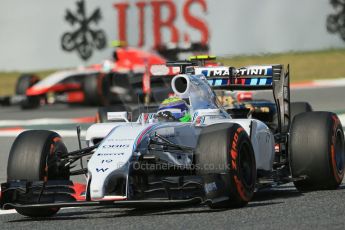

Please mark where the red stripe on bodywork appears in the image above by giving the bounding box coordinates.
[26,83,81,96]
[73,116,96,123]
[237,92,253,102]
[143,73,150,94]
[71,183,86,201]
[71,183,127,201]
[66,91,85,103]
[136,125,154,146]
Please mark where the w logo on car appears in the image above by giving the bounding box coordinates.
[61,0,107,60]
[96,168,109,173]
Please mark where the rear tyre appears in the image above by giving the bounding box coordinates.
[7,130,70,217]
[290,112,345,191]
[83,73,111,106]
[16,74,41,110]
[196,123,256,208]
[290,102,312,121]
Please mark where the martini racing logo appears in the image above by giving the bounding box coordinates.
[61,0,107,60]
[236,66,272,76]
[207,68,230,76]
[196,67,231,77]
[196,66,272,77]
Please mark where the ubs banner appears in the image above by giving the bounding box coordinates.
[0,0,343,71]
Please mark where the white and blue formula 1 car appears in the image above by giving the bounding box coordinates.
[1,61,344,217]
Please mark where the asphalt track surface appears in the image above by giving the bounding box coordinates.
[0,86,345,229]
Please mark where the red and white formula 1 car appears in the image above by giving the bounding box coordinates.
[0,43,208,109]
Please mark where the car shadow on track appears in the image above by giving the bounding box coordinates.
[253,182,345,202]
[253,187,303,202]
[7,200,282,223]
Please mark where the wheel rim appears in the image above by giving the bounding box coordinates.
[238,143,254,188]
[334,130,345,174]
[46,137,69,180]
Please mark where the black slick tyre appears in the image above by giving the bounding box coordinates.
[290,102,312,121]
[290,112,345,191]
[196,123,256,208]
[7,130,70,217]
[16,74,41,109]
[83,73,110,106]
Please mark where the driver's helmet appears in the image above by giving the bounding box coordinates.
[157,97,191,122]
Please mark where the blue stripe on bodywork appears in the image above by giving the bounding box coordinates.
[259,78,267,85]
[215,79,223,86]
[266,77,272,85]
[266,68,273,76]
[250,78,258,85]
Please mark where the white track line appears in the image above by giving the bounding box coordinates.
[0,118,85,127]
[0,210,18,215]
[0,207,79,215]
[0,130,86,137]
[291,78,345,90]
[313,78,345,87]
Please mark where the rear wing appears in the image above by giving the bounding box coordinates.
[193,66,274,90]
[193,65,291,134]
[192,64,291,135]
[150,62,291,134]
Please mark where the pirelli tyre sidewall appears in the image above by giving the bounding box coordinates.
[7,130,70,217]
[290,112,345,191]
[226,124,256,206]
[196,123,256,208]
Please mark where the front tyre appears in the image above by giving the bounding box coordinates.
[290,112,345,191]
[196,123,256,208]
[7,130,70,217]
